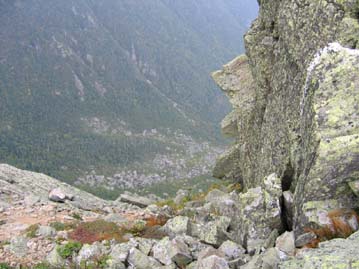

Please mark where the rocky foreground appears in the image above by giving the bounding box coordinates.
[1,164,359,268]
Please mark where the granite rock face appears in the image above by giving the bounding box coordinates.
[212,0,359,234]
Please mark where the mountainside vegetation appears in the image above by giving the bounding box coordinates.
[0,0,258,188]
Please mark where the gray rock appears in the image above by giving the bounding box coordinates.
[46,247,66,267]
[174,189,190,205]
[164,216,190,238]
[263,229,279,250]
[9,236,28,257]
[261,248,280,269]
[118,193,154,208]
[198,255,230,269]
[169,237,192,267]
[282,191,293,228]
[349,180,359,197]
[109,241,138,263]
[127,247,162,269]
[137,238,156,256]
[105,259,126,269]
[153,237,172,265]
[275,231,295,257]
[104,213,128,224]
[48,188,73,203]
[199,216,231,246]
[186,261,198,269]
[205,189,228,203]
[152,236,192,267]
[182,235,208,260]
[77,243,104,264]
[198,246,225,261]
[24,194,41,206]
[231,174,282,252]
[295,232,317,248]
[37,225,57,237]
[219,240,245,260]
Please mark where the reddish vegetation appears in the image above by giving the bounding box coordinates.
[69,220,124,244]
[304,209,359,248]
[145,215,168,227]
[69,215,168,244]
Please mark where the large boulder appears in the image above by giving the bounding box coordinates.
[212,0,359,235]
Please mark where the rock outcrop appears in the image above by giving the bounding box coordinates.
[212,0,359,237]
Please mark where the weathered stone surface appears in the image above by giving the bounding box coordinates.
[280,231,359,268]
[349,180,359,198]
[232,174,282,252]
[152,237,173,265]
[109,241,138,263]
[169,237,192,267]
[275,231,295,257]
[37,225,57,237]
[24,194,41,206]
[77,243,104,264]
[293,42,359,234]
[164,216,190,238]
[197,246,225,261]
[199,217,231,246]
[0,164,108,210]
[48,188,67,202]
[104,213,128,224]
[212,0,359,235]
[46,247,66,267]
[219,240,245,260]
[9,236,28,257]
[118,193,154,208]
[197,255,230,269]
[152,236,192,267]
[174,189,189,205]
[127,247,162,269]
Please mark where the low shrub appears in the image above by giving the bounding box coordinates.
[57,241,83,259]
[50,221,77,231]
[69,220,123,244]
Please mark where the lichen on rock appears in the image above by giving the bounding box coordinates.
[212,0,359,236]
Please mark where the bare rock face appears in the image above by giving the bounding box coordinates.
[212,0,359,235]
[0,164,109,210]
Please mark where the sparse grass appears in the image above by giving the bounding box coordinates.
[50,221,77,231]
[304,209,359,248]
[156,180,239,213]
[57,241,83,259]
[33,262,52,269]
[25,224,39,238]
[71,213,83,221]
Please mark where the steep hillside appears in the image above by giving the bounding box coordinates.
[0,0,258,189]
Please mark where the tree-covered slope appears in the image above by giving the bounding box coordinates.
[0,0,258,184]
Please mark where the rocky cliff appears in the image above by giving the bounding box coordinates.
[213,0,359,237]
